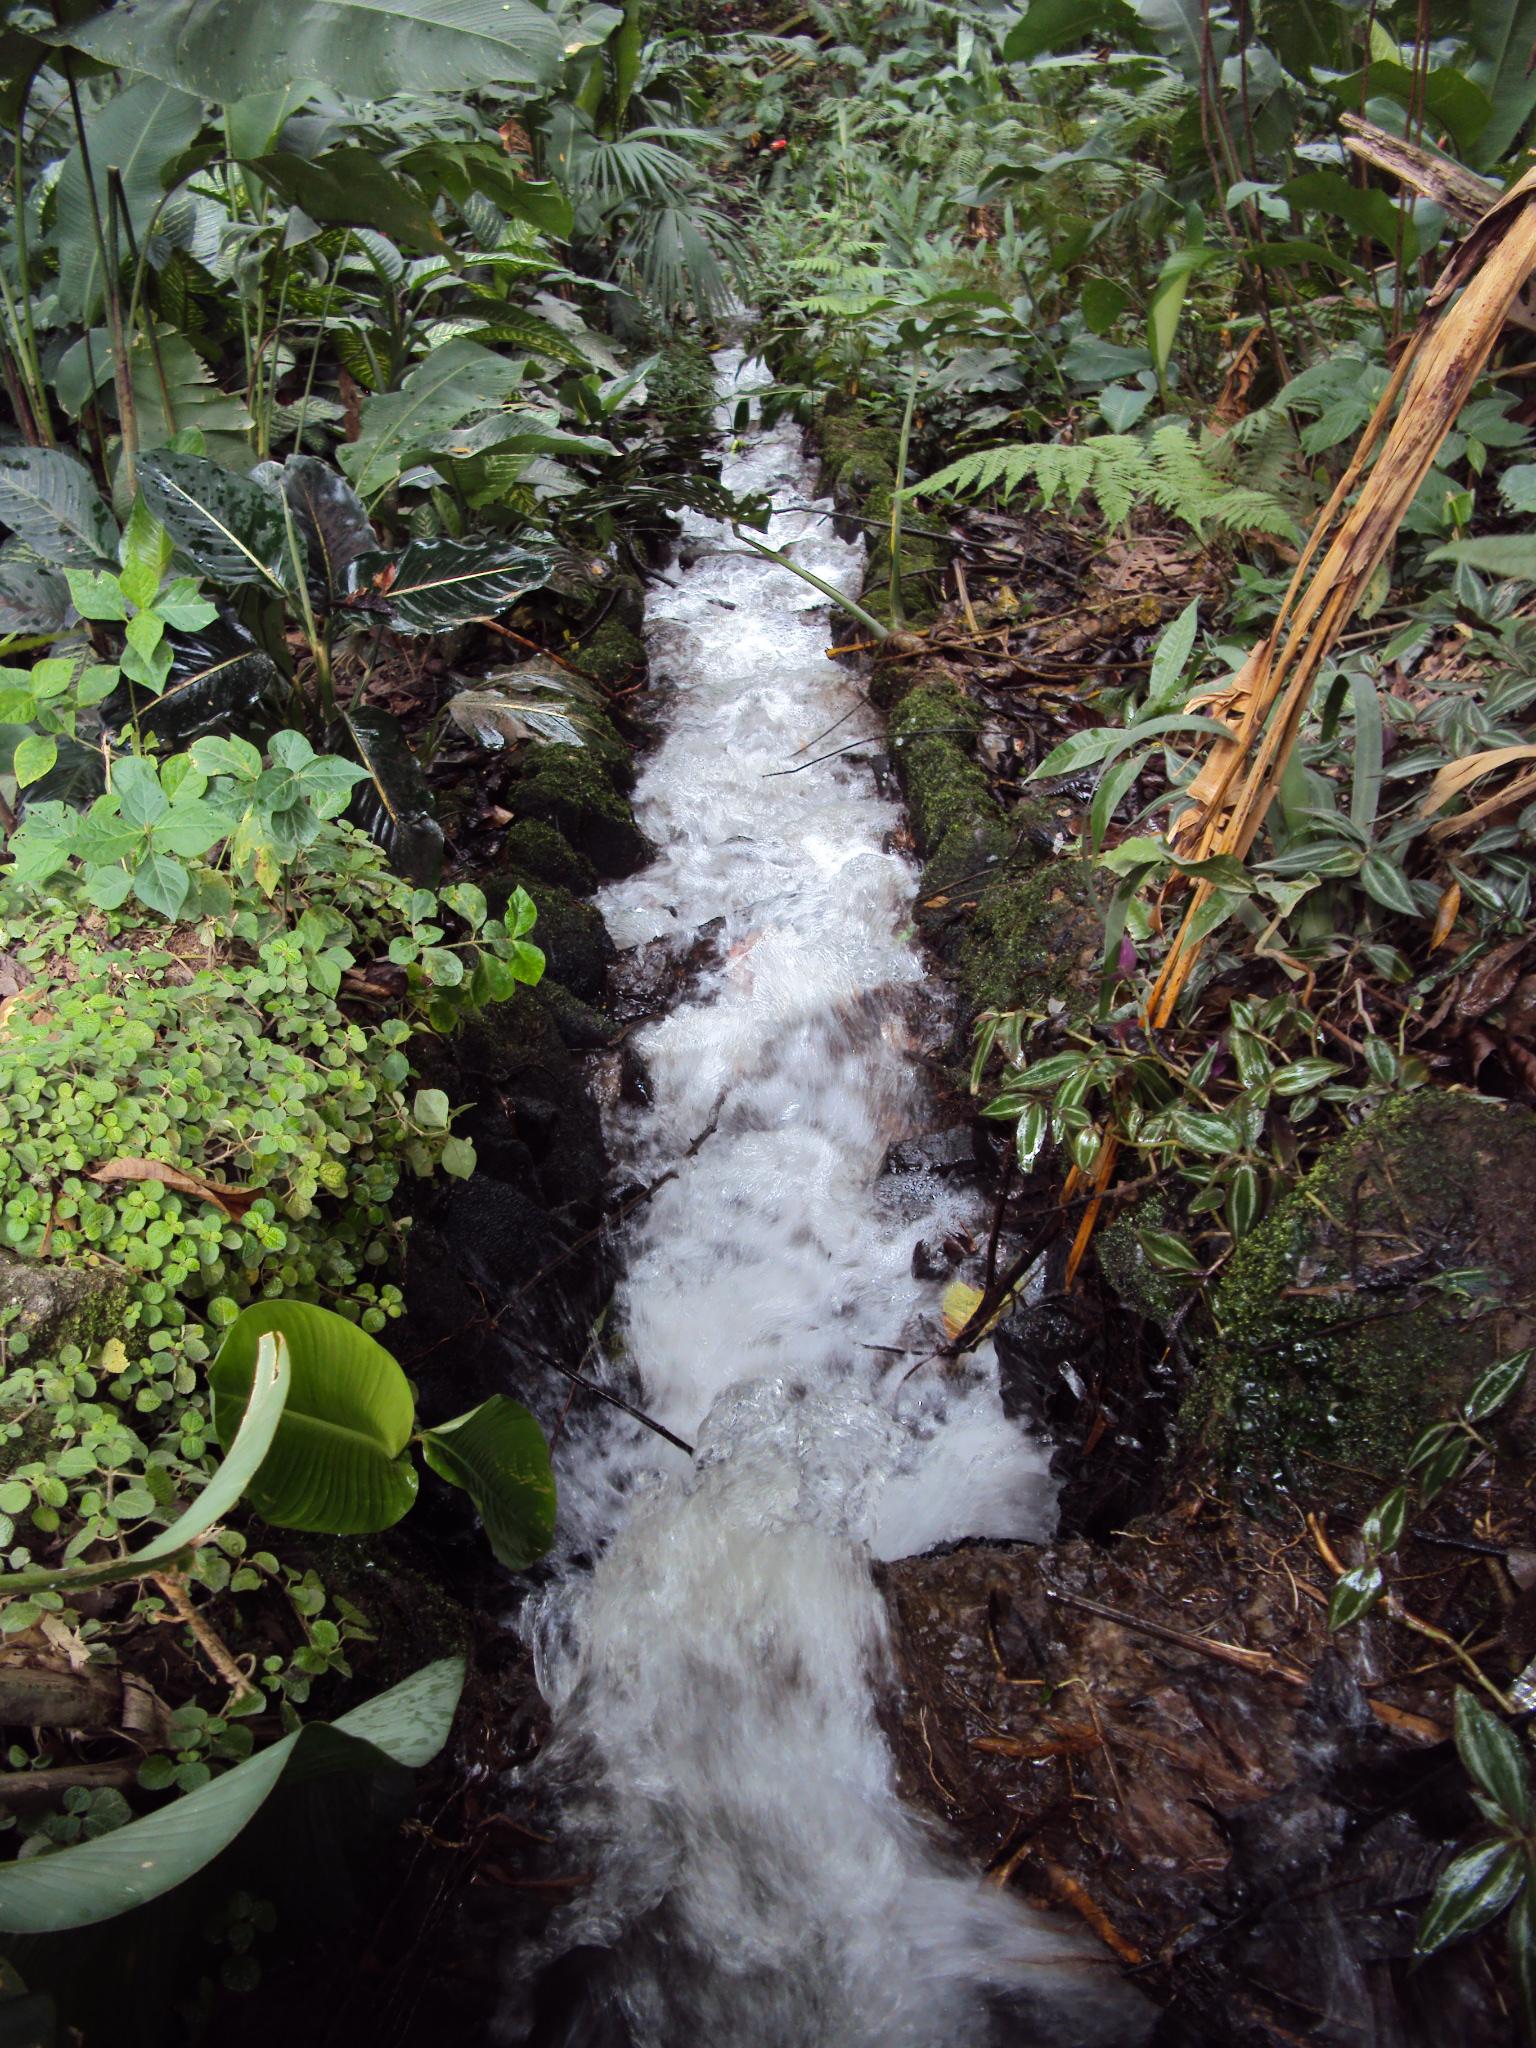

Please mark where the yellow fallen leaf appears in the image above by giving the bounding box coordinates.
[98,1338,129,1374]
[942,1281,984,1341]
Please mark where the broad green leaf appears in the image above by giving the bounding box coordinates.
[63,0,569,101]
[336,340,525,500]
[0,1655,463,1933]
[420,1394,556,1570]
[1454,1688,1531,1826]
[1428,536,1536,581]
[0,1332,289,1594]
[1003,0,1145,60]
[0,448,116,568]
[12,734,57,788]
[1414,1837,1525,1956]
[248,150,446,252]
[210,1300,419,1534]
[50,80,201,323]
[0,553,69,636]
[352,535,558,634]
[1358,851,1419,918]
[1348,671,1384,832]
[131,849,191,919]
[1138,1227,1200,1273]
[1361,1485,1408,1557]
[138,452,292,594]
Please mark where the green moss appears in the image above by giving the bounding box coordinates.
[888,683,999,858]
[954,857,1108,1019]
[647,337,717,440]
[820,408,899,507]
[1098,1197,1189,1327]
[1188,1092,1536,1501]
[498,819,597,895]
[510,743,650,877]
[568,615,646,691]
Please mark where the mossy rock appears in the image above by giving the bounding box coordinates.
[0,1252,131,1358]
[497,819,596,896]
[861,481,945,622]
[1097,1195,1191,1329]
[954,857,1109,1022]
[487,872,614,1003]
[508,742,651,878]
[819,407,899,510]
[887,682,999,859]
[646,336,718,440]
[1187,1092,1536,1503]
[567,615,646,693]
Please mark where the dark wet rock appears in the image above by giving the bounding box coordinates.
[610,916,727,1022]
[910,1231,970,1279]
[882,1125,978,1178]
[1187,1090,1536,1500]
[878,1519,1506,2048]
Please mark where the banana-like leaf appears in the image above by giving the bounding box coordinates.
[138,452,296,594]
[337,340,525,500]
[55,323,255,457]
[0,448,116,568]
[331,702,444,882]
[420,1395,556,1570]
[59,0,585,98]
[0,1655,464,1934]
[247,149,446,252]
[104,617,288,750]
[0,1334,289,1595]
[50,79,202,323]
[350,534,557,634]
[281,456,377,602]
[210,1301,419,1535]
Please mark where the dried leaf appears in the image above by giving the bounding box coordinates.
[1430,880,1462,951]
[87,1157,260,1220]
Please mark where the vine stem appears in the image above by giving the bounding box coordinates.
[152,1571,259,1703]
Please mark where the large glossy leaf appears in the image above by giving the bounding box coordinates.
[337,340,524,499]
[138,452,295,594]
[420,1394,556,1570]
[351,534,557,634]
[334,701,444,883]
[62,0,575,101]
[280,456,376,602]
[0,1655,463,1934]
[104,617,287,750]
[210,1301,418,1535]
[1466,0,1536,165]
[0,1334,289,1595]
[51,80,202,324]
[248,150,446,252]
[0,551,69,638]
[0,449,116,568]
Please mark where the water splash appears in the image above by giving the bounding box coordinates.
[518,354,1150,2047]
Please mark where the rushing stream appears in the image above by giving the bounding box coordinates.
[518,354,1149,2048]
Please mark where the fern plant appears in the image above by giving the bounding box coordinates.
[908,423,1299,543]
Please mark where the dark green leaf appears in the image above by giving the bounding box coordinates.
[105,617,287,751]
[138,453,294,594]
[248,150,446,252]
[333,703,443,884]
[1414,1837,1525,1956]
[1003,0,1146,60]
[0,448,116,568]
[1454,1688,1531,1826]
[419,1394,555,1570]
[1359,851,1421,918]
[1138,1227,1200,1273]
[0,551,69,636]
[50,79,202,323]
[1465,1350,1533,1423]
[1362,1486,1408,1557]
[1327,1562,1384,1629]
[352,535,558,634]
[281,456,376,604]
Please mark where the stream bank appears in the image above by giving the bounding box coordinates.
[809,398,1536,2045]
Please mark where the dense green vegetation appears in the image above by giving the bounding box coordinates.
[5,0,1536,2033]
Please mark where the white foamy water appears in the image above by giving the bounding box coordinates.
[519,354,1149,2048]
